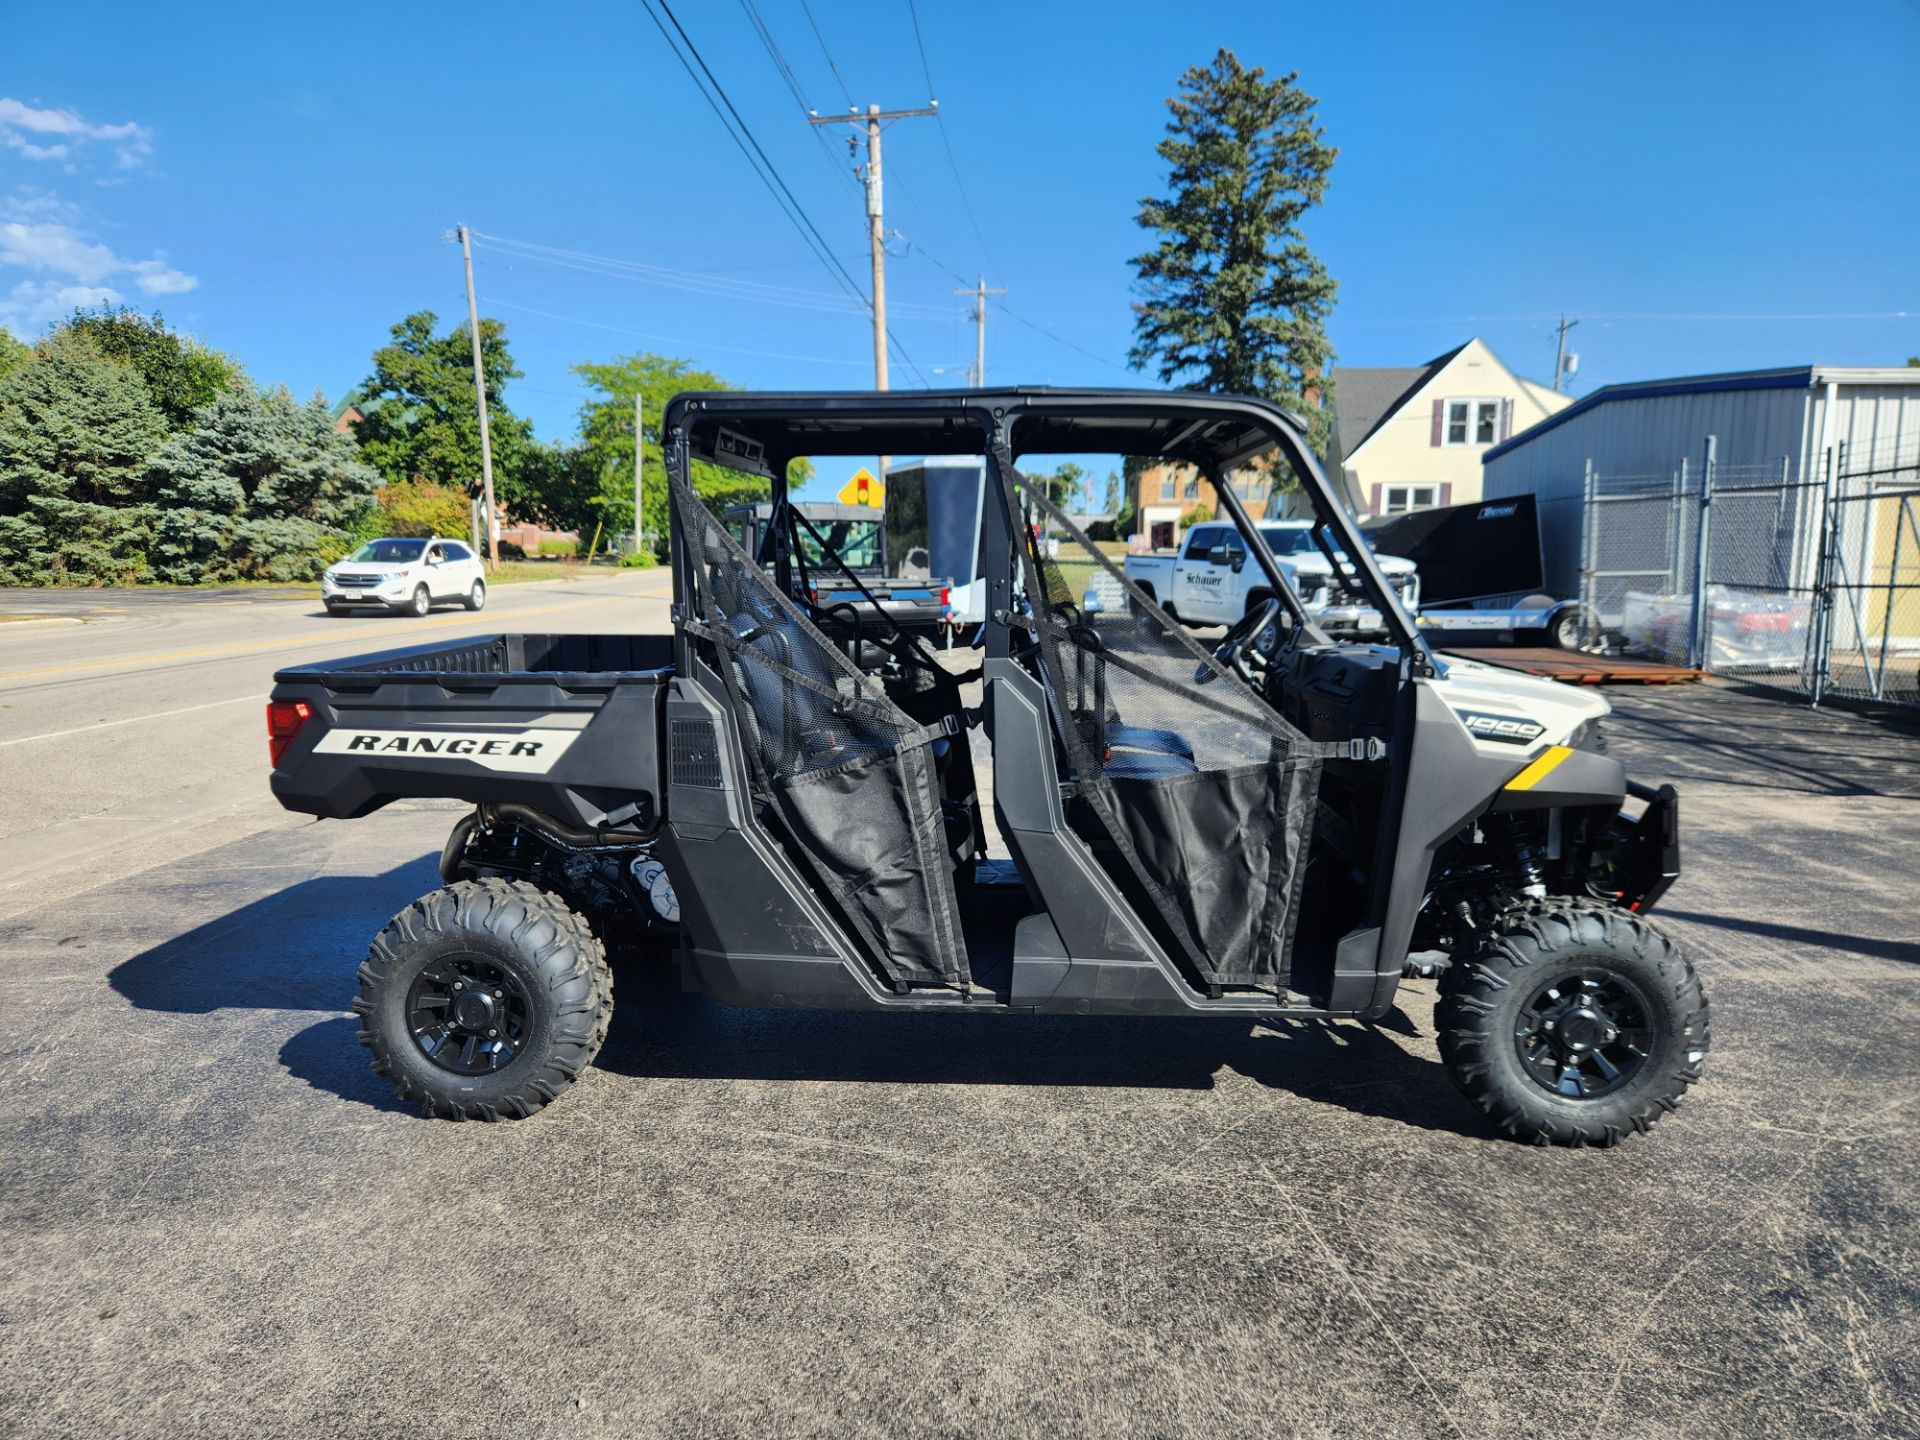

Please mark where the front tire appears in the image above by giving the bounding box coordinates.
[1436,899,1708,1146]
[402,584,430,618]
[355,879,613,1121]
[464,579,487,612]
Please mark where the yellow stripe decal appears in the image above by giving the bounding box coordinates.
[1505,745,1573,791]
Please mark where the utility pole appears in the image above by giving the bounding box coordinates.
[457,225,499,568]
[955,276,1006,387]
[1552,314,1580,394]
[633,394,645,557]
[808,102,939,394]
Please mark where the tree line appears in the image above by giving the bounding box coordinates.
[0,307,761,586]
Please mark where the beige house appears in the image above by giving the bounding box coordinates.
[1330,338,1570,517]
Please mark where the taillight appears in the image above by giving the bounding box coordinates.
[940,586,951,610]
[266,700,312,767]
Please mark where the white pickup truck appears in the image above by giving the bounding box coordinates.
[1122,519,1420,633]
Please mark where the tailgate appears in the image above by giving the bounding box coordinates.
[268,633,672,831]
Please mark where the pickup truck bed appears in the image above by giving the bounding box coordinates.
[269,633,673,831]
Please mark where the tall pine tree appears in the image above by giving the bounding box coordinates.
[1129,50,1338,455]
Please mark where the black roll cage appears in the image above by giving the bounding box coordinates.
[661,387,1437,679]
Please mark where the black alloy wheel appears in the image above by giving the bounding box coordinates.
[405,954,533,1076]
[1512,966,1654,1099]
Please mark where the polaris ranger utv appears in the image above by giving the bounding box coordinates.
[268,389,1706,1145]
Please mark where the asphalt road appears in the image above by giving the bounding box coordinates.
[0,596,1916,1437]
[0,572,672,919]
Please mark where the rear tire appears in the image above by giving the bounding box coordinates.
[1547,608,1583,649]
[1436,898,1708,1146]
[355,879,613,1121]
[464,579,486,612]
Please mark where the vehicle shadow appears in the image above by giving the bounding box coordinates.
[106,856,443,1016]
[105,855,1492,1140]
[593,963,1490,1141]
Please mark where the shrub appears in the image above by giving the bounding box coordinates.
[618,549,658,568]
[376,481,470,539]
[536,538,578,558]
[1180,503,1215,527]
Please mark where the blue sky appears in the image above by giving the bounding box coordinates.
[3,0,1916,456]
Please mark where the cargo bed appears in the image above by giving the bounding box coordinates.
[268,633,674,829]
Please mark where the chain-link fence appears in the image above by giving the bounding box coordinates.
[1815,439,1920,708]
[1575,436,1917,710]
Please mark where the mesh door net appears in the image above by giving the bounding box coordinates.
[1007,467,1323,989]
[671,473,967,989]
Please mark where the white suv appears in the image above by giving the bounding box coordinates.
[322,537,487,617]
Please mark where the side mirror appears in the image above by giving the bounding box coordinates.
[1206,544,1232,566]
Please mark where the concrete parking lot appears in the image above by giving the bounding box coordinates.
[1,593,1916,1437]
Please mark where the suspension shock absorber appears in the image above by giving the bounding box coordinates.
[1482,812,1547,897]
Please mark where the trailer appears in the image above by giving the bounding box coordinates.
[1364,495,1591,649]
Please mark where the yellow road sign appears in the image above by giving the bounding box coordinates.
[837,468,884,508]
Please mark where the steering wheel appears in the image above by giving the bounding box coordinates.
[1195,597,1282,686]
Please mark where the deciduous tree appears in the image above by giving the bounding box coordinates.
[55,308,245,432]
[573,352,805,553]
[354,311,535,503]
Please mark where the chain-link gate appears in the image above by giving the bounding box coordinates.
[1813,440,1920,708]
[1574,436,1918,710]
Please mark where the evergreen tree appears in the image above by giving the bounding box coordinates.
[354,311,535,503]
[1129,50,1338,454]
[0,335,168,581]
[0,334,167,512]
[145,385,381,582]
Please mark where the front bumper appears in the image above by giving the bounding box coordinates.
[323,580,407,606]
[1613,780,1681,912]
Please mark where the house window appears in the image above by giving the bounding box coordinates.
[1159,473,1175,500]
[1183,478,1199,500]
[1382,484,1439,515]
[1446,399,1502,446]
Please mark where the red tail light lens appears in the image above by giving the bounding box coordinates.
[266,700,312,767]
[940,586,951,609]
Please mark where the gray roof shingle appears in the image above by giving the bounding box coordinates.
[1329,343,1468,467]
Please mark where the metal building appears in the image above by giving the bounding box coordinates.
[1481,365,1920,598]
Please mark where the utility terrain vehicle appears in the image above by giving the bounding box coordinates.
[268,389,1706,1145]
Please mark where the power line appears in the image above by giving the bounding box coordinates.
[892,230,1132,374]
[489,298,870,366]
[641,0,860,303]
[636,0,929,384]
[797,0,854,108]
[469,230,952,319]
[737,0,861,199]
[901,0,994,267]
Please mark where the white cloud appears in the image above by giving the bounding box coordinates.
[0,210,197,327]
[0,220,122,284]
[0,190,82,225]
[131,259,196,294]
[0,278,122,331]
[0,98,153,171]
